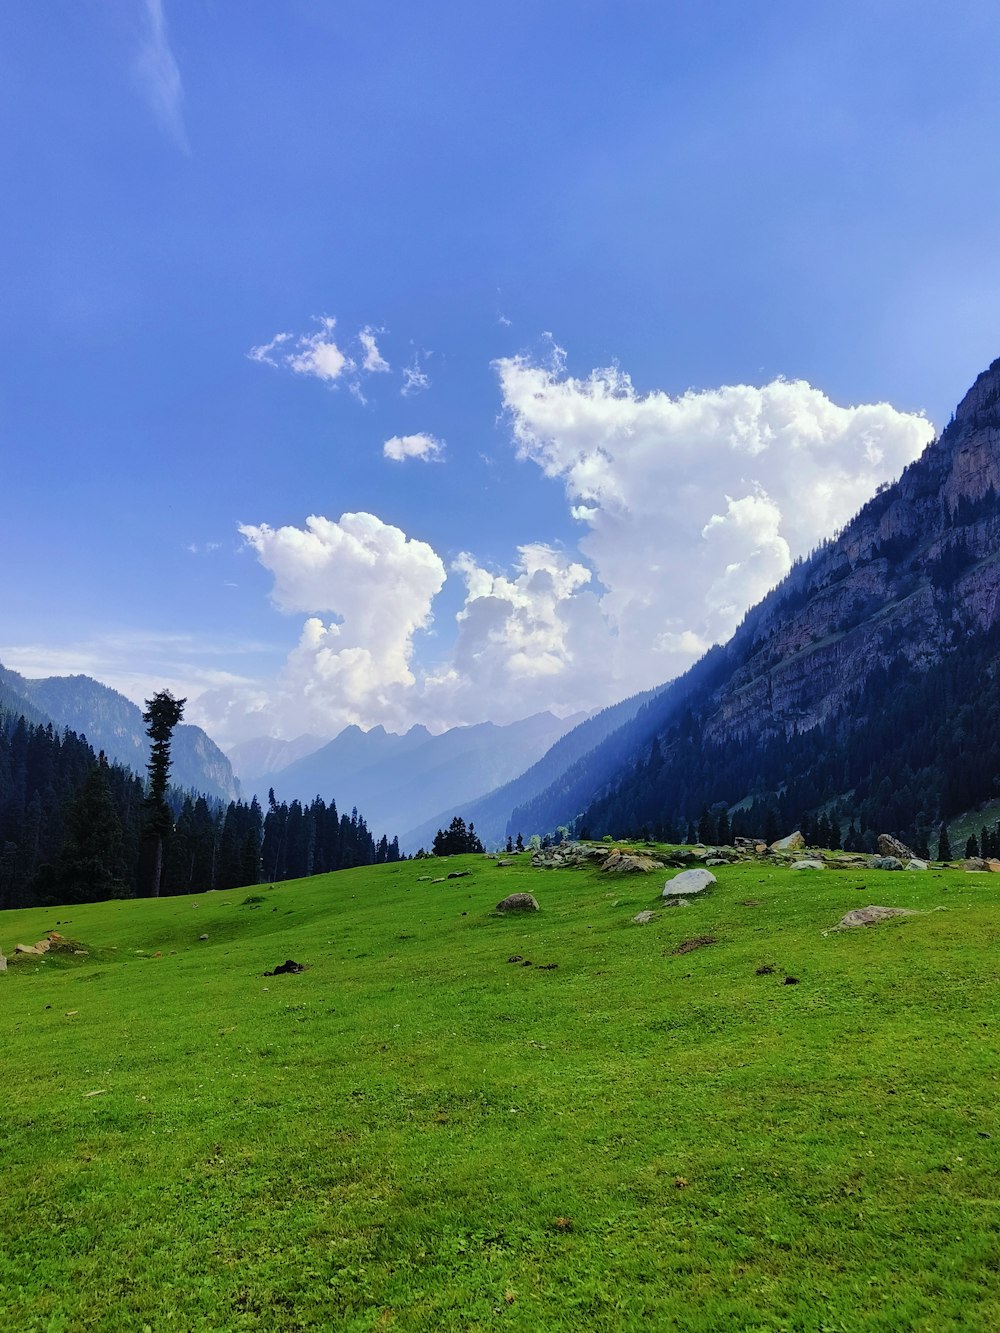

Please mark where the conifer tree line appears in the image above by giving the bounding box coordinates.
[0,707,398,911]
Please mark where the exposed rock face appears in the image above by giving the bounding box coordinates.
[663,869,716,897]
[705,359,1000,744]
[496,893,540,913]
[835,905,920,929]
[878,834,914,860]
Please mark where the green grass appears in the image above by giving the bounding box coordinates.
[2,851,1000,1331]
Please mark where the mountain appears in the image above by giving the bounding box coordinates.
[257,712,585,842]
[511,356,1000,845]
[0,665,240,803]
[226,734,327,784]
[400,688,660,851]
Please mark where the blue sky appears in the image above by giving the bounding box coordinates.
[3,1,1000,746]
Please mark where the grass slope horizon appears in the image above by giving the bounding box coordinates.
[3,852,999,1330]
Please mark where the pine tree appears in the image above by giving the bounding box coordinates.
[139,690,185,898]
[937,823,952,861]
[966,834,980,859]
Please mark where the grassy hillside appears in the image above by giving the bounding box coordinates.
[2,853,999,1331]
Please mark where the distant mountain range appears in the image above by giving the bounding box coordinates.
[506,355,1000,846]
[0,664,240,803]
[225,733,326,783]
[245,712,587,849]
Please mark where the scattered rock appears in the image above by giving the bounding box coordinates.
[783,976,800,986]
[33,940,51,953]
[673,935,716,955]
[537,963,559,970]
[662,868,716,897]
[601,849,662,874]
[0,952,6,972]
[264,959,306,976]
[14,944,39,955]
[431,877,446,884]
[867,856,903,871]
[497,860,514,867]
[521,960,533,967]
[198,934,209,941]
[506,955,524,963]
[632,910,655,925]
[755,964,775,975]
[906,858,929,871]
[705,857,729,867]
[447,871,471,879]
[662,898,690,908]
[496,892,540,913]
[770,831,805,851]
[791,859,825,870]
[834,905,920,929]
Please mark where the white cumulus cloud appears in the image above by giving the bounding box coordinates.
[383,433,445,463]
[235,512,447,734]
[493,345,934,691]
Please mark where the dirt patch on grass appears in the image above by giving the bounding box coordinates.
[673,935,717,955]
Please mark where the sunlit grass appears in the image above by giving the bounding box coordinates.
[2,851,999,1330]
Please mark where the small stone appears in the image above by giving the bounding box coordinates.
[632,910,655,925]
[662,869,716,897]
[0,952,6,972]
[447,870,471,879]
[198,934,209,941]
[906,858,929,871]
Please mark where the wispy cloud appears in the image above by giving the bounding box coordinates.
[359,326,390,373]
[134,0,188,152]
[401,351,431,396]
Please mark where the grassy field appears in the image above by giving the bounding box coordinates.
[2,850,999,1331]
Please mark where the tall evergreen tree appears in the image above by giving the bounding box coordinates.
[139,690,185,897]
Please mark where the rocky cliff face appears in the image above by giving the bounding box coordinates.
[703,357,1000,743]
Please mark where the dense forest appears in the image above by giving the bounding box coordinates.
[0,708,399,912]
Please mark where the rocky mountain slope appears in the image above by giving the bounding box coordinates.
[512,356,1000,842]
[0,665,240,803]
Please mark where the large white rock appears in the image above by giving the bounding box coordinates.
[662,868,716,897]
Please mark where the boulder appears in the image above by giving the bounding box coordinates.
[905,858,929,871]
[662,868,716,897]
[834,905,920,929]
[33,940,50,953]
[770,831,805,851]
[496,892,540,913]
[987,859,1000,873]
[14,943,39,955]
[631,910,655,925]
[867,856,903,871]
[791,859,825,870]
[877,833,914,861]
